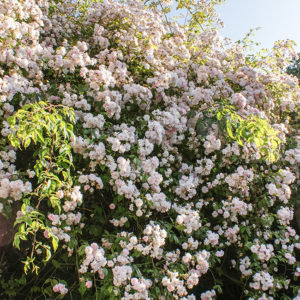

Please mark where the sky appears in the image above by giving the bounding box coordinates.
[216,0,300,51]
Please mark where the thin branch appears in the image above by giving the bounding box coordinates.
[158,0,173,33]
[185,6,205,31]
[222,270,243,287]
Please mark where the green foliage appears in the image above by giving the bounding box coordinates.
[196,103,282,162]
[0,0,299,299]
[7,101,75,273]
[176,0,225,31]
[8,101,75,150]
[216,105,282,162]
[145,0,225,32]
[287,54,300,82]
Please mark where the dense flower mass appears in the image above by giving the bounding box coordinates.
[0,0,299,299]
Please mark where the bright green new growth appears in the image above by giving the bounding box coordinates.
[218,105,282,163]
[8,101,75,150]
[7,101,75,274]
[196,103,282,163]
[217,107,281,162]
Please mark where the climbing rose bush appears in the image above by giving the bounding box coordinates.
[0,0,299,299]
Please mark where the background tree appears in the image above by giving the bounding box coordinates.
[287,54,300,82]
[0,0,299,299]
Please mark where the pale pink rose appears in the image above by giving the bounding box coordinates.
[167,284,175,292]
[85,280,93,288]
[123,248,129,256]
[131,278,138,285]
[53,285,59,292]
[98,269,105,279]
[43,230,49,239]
[48,213,55,221]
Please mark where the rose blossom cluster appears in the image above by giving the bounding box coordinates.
[52,283,68,295]
[123,277,152,300]
[79,243,107,274]
[0,178,32,201]
[0,0,299,299]
[250,243,274,262]
[249,271,274,291]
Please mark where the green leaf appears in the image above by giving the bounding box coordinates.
[14,236,21,250]
[44,248,52,262]
[19,223,26,234]
[217,111,222,120]
[23,138,31,149]
[226,121,234,139]
[52,259,61,269]
[52,235,59,252]
[36,130,44,143]
[78,281,87,296]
